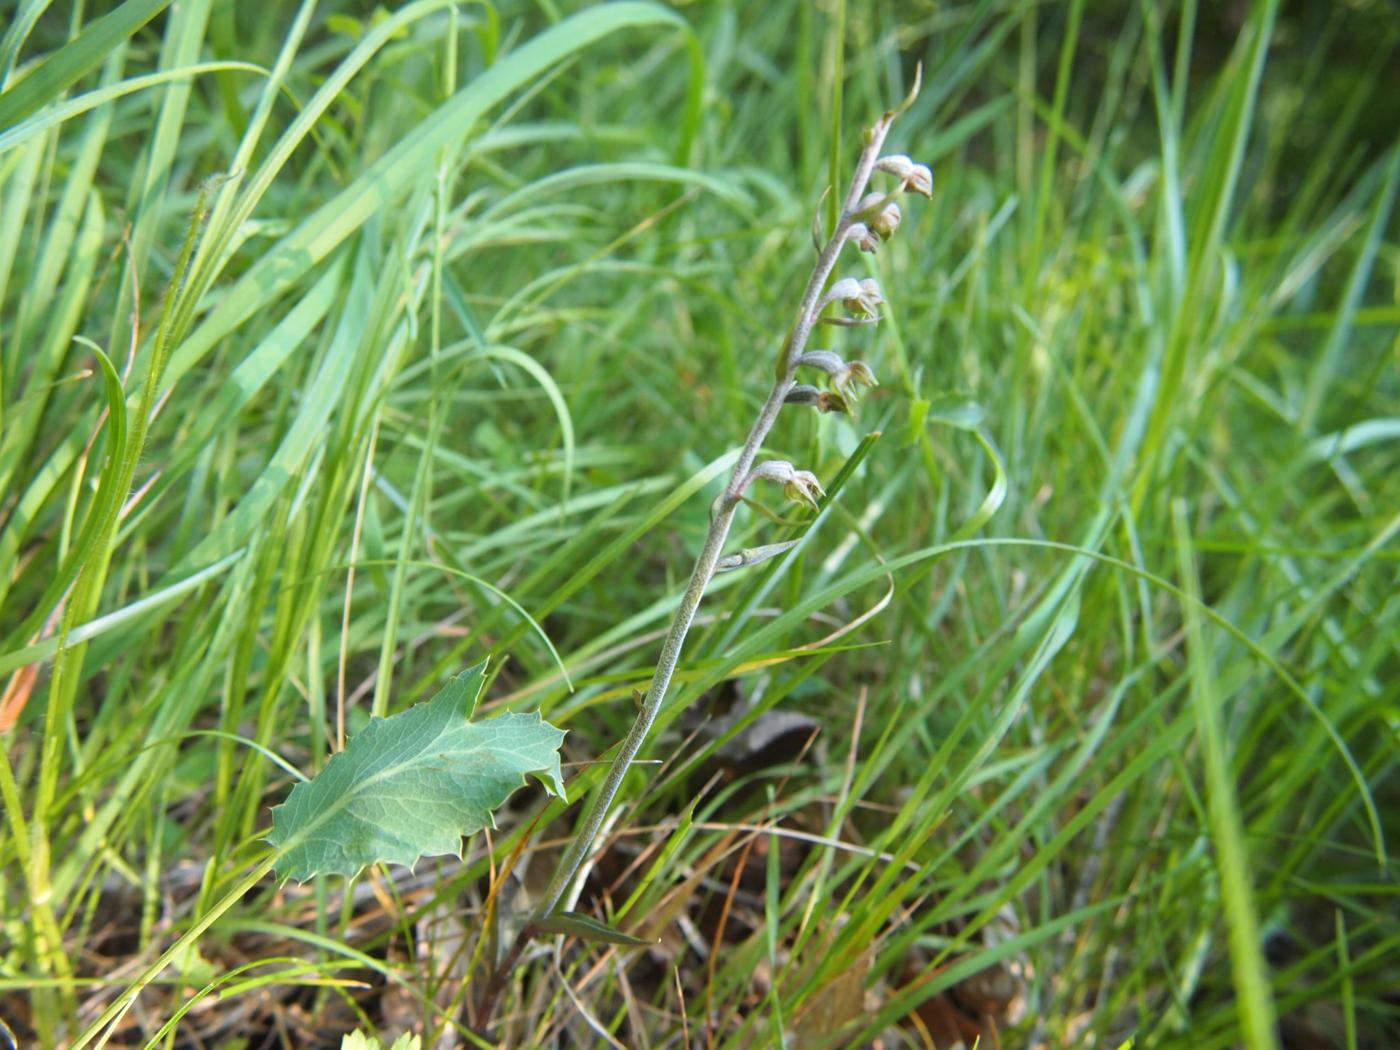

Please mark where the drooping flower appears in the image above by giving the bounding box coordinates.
[875,154,934,197]
[834,361,878,402]
[824,277,885,319]
[847,222,881,253]
[855,192,902,240]
[741,460,826,510]
[796,351,879,403]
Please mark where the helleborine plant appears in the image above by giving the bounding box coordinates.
[268,66,933,1026]
[476,70,935,1015]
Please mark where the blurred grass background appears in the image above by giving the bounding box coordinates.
[1,0,1397,1046]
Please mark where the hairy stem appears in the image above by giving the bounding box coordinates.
[480,103,908,1028]
[530,113,899,926]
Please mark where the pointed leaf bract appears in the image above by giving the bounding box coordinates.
[536,910,656,946]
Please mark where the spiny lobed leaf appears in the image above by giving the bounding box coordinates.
[269,662,565,881]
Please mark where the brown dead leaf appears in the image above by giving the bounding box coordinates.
[791,945,874,1044]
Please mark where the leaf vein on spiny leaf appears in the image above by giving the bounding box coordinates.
[270,664,566,880]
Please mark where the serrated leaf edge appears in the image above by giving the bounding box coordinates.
[267,661,566,881]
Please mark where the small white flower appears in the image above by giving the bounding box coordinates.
[824,277,884,319]
[875,154,934,197]
[846,278,885,318]
[782,469,826,507]
[796,351,879,403]
[847,222,881,253]
[826,277,863,304]
[835,361,878,402]
[742,460,826,510]
[855,192,902,240]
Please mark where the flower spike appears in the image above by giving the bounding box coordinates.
[508,76,932,1001]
